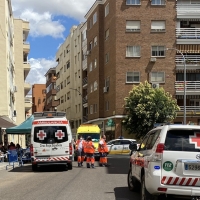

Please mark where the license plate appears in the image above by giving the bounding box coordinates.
[185,164,200,170]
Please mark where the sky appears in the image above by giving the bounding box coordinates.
[11,0,95,86]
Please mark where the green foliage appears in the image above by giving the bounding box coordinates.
[122,81,180,139]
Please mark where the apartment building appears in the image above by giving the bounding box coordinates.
[0,0,31,145]
[56,25,82,137]
[84,0,178,139]
[32,84,46,113]
[44,68,59,111]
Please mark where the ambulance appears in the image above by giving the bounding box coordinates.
[30,111,74,171]
[75,124,101,160]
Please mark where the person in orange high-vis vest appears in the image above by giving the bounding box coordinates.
[98,135,109,167]
[84,136,95,168]
[76,135,85,167]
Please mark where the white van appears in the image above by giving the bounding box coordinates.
[30,111,74,171]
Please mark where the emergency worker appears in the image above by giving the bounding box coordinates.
[84,136,95,168]
[98,135,108,167]
[76,135,85,167]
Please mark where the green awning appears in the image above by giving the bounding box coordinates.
[6,115,34,134]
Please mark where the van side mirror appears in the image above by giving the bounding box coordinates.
[129,142,138,151]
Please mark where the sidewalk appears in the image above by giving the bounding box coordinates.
[0,162,21,170]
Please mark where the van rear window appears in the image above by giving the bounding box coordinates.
[34,126,68,144]
[164,129,200,152]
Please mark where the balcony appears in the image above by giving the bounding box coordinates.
[25,97,32,112]
[82,58,87,71]
[45,100,59,110]
[83,115,88,123]
[83,95,88,104]
[23,61,31,79]
[177,106,200,116]
[176,4,200,18]
[23,42,30,53]
[176,28,200,44]
[24,82,31,96]
[176,55,200,70]
[46,76,56,87]
[82,77,88,87]
[46,89,57,99]
[175,81,200,95]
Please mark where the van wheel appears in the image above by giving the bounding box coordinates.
[68,163,72,170]
[141,175,158,200]
[128,168,140,192]
[32,164,37,171]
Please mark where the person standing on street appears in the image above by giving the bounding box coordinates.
[84,136,95,168]
[98,135,109,167]
[76,135,85,167]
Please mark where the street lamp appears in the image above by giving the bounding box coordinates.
[166,48,186,124]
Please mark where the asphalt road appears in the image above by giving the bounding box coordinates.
[0,155,140,200]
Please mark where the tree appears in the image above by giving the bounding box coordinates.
[122,81,180,139]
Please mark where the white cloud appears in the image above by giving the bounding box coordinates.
[26,58,57,85]
[11,0,95,38]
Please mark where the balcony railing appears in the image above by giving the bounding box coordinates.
[82,77,88,86]
[83,115,88,123]
[175,81,200,91]
[83,95,88,104]
[178,106,200,112]
[176,4,200,16]
[176,28,200,39]
[176,55,200,64]
[82,39,87,48]
[82,58,87,70]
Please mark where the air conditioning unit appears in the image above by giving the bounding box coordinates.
[152,83,159,89]
[103,86,108,93]
[13,85,17,92]
[150,57,157,62]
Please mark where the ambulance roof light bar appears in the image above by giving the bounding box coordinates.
[33,111,66,119]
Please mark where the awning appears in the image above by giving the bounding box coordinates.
[6,115,34,134]
[177,45,200,53]
[0,117,16,128]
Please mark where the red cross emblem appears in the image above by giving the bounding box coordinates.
[189,133,200,148]
[55,130,65,140]
[37,130,46,140]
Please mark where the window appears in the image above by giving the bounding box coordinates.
[139,135,149,151]
[126,46,140,57]
[176,73,200,81]
[67,92,70,100]
[94,81,98,91]
[94,104,97,113]
[67,62,70,69]
[89,18,92,29]
[126,72,140,83]
[105,77,110,87]
[145,131,160,150]
[90,84,93,93]
[89,41,92,50]
[105,53,109,63]
[105,3,109,17]
[94,58,97,68]
[94,36,97,47]
[89,62,92,72]
[64,80,66,87]
[151,21,165,32]
[126,0,140,5]
[151,46,165,57]
[64,65,66,72]
[60,82,63,90]
[105,29,109,40]
[150,72,165,83]
[61,96,64,104]
[151,0,165,5]
[67,76,70,85]
[126,20,140,31]
[90,105,93,114]
[93,12,97,24]
[105,101,109,111]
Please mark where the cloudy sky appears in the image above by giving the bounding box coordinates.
[11,0,95,87]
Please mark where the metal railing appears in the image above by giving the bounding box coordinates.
[82,58,87,70]
[175,55,200,64]
[82,77,88,86]
[83,95,88,104]
[175,81,200,90]
[178,106,200,112]
[176,28,200,39]
[176,4,200,16]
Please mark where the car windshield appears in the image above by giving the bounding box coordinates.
[78,133,100,142]
[164,129,200,152]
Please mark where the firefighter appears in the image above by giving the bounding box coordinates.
[84,136,95,168]
[98,134,109,167]
[76,135,85,167]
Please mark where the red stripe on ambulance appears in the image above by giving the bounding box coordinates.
[33,120,68,125]
[35,157,69,162]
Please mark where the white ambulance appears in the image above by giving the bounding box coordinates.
[30,111,74,171]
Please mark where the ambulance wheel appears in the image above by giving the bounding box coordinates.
[32,164,37,171]
[68,163,72,170]
[128,168,140,192]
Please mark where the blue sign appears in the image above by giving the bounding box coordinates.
[154,166,160,170]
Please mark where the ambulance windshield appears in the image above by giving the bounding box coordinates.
[34,126,68,144]
[78,133,100,142]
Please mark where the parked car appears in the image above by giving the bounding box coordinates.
[107,138,137,155]
[128,124,200,200]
